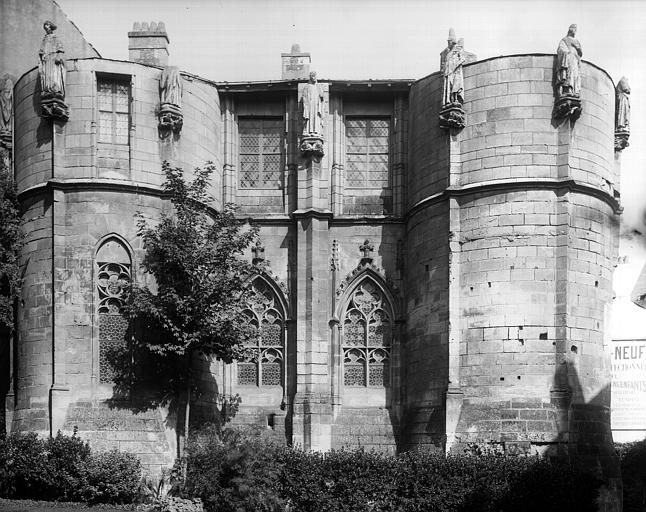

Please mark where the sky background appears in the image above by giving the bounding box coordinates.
[55,0,646,337]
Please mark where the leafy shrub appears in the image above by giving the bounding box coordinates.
[181,424,286,512]
[0,431,141,504]
[617,440,646,512]
[46,429,92,501]
[0,432,52,499]
[82,449,142,504]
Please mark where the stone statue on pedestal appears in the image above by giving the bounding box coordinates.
[38,20,69,121]
[439,29,467,130]
[302,71,324,136]
[554,24,583,120]
[443,37,466,106]
[300,71,325,159]
[615,76,631,150]
[158,66,183,134]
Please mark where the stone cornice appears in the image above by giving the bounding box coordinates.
[406,178,622,221]
[18,178,168,202]
[290,208,334,221]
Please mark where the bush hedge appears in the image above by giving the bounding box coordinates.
[616,440,646,512]
[180,425,602,512]
[0,430,141,504]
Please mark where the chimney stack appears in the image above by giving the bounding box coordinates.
[128,21,169,67]
[281,43,311,80]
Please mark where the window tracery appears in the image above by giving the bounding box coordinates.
[97,259,130,383]
[342,280,391,387]
[238,278,284,386]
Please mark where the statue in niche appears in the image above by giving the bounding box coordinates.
[615,76,631,151]
[556,24,582,98]
[554,24,583,121]
[299,70,325,159]
[38,20,69,121]
[158,66,183,134]
[301,71,324,135]
[0,76,13,148]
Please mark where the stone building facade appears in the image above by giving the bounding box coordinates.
[1,5,625,499]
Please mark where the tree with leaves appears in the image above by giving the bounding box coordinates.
[122,162,258,458]
[0,155,21,331]
[0,152,21,433]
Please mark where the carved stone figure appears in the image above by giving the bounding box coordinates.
[158,66,183,134]
[439,29,468,130]
[615,76,631,150]
[556,24,582,98]
[443,35,466,106]
[0,77,13,148]
[301,71,324,135]
[299,70,325,159]
[554,24,583,121]
[39,21,69,121]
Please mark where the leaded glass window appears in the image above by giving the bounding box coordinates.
[238,279,284,386]
[346,118,390,189]
[98,78,130,145]
[97,257,130,383]
[239,118,283,189]
[342,281,391,387]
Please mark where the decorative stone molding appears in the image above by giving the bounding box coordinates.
[41,95,70,121]
[615,131,629,151]
[554,94,582,121]
[251,240,265,266]
[359,239,374,265]
[439,103,466,130]
[330,239,339,272]
[336,260,399,299]
[299,134,324,159]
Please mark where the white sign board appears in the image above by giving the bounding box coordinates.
[611,339,646,442]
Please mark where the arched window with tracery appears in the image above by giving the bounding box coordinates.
[95,238,131,383]
[343,280,391,387]
[238,278,284,387]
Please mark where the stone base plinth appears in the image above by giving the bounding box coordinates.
[41,94,69,121]
[439,103,466,130]
[299,134,324,160]
[159,103,183,134]
[554,94,582,121]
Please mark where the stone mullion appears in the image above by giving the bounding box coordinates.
[285,95,298,214]
[330,94,344,215]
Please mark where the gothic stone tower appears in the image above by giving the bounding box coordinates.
[5,20,621,495]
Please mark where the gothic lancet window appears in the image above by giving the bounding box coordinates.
[95,238,131,383]
[238,278,284,386]
[343,280,391,387]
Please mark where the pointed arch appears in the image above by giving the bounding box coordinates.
[238,273,288,387]
[94,235,132,384]
[337,270,397,388]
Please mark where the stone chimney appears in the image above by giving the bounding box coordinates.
[128,21,169,67]
[281,43,311,80]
